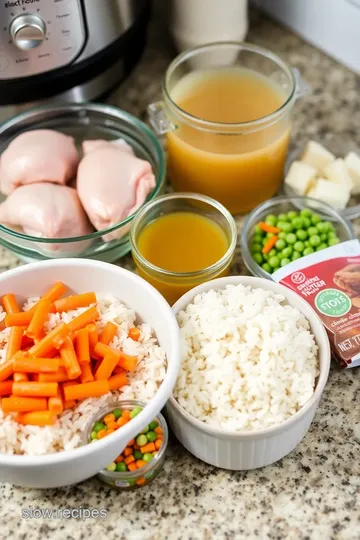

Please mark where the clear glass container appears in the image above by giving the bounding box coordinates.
[148,42,310,215]
[0,103,165,263]
[130,192,237,305]
[241,196,355,279]
[84,400,168,490]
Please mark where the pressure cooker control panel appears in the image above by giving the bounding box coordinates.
[0,0,85,79]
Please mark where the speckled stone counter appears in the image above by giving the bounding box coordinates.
[1,6,360,540]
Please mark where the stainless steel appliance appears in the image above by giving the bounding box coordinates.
[0,0,151,105]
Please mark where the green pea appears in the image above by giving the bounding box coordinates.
[265,214,277,226]
[275,239,286,251]
[146,431,157,442]
[278,231,287,240]
[255,225,264,234]
[282,246,293,258]
[287,211,297,219]
[303,217,312,228]
[316,222,328,233]
[278,213,288,222]
[303,247,314,256]
[328,231,337,239]
[329,237,340,246]
[269,256,280,268]
[148,421,158,431]
[141,425,149,434]
[300,208,312,218]
[269,249,277,258]
[253,253,263,265]
[251,243,262,254]
[292,217,304,230]
[311,213,321,225]
[262,237,268,246]
[93,422,106,433]
[127,479,137,486]
[116,462,128,472]
[320,233,327,242]
[263,253,269,261]
[136,434,148,447]
[317,243,328,251]
[292,251,302,261]
[266,232,275,239]
[280,258,291,267]
[253,233,263,243]
[281,222,293,233]
[277,221,287,231]
[324,221,335,233]
[106,462,116,472]
[308,227,318,236]
[294,241,304,253]
[133,449,143,460]
[286,233,297,245]
[296,229,308,241]
[143,453,154,463]
[90,431,98,440]
[262,263,272,273]
[309,235,321,247]
[130,406,143,419]
[112,409,122,420]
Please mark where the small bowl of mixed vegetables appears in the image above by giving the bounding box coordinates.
[85,400,168,489]
[241,196,354,279]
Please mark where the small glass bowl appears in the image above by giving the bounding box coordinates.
[84,400,168,490]
[0,103,165,263]
[241,195,355,279]
[130,192,237,305]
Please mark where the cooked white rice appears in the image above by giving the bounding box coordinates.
[174,284,319,432]
[0,295,166,456]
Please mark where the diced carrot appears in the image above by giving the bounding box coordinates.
[107,421,118,430]
[122,410,130,421]
[124,447,132,457]
[17,410,56,426]
[2,396,47,413]
[76,328,90,364]
[115,455,124,463]
[105,428,114,436]
[258,222,281,234]
[136,459,146,468]
[104,413,115,425]
[63,380,109,401]
[262,235,279,255]
[140,442,156,453]
[133,443,140,450]
[127,439,135,446]
[64,399,77,409]
[1,294,20,314]
[29,322,70,357]
[5,311,33,328]
[128,327,141,341]
[0,380,13,396]
[60,336,81,380]
[94,353,118,381]
[136,477,146,486]
[68,307,98,333]
[80,363,94,384]
[38,367,68,383]
[12,381,58,397]
[154,426,163,435]
[48,387,64,414]
[6,327,24,361]
[155,438,162,450]
[118,353,138,372]
[124,454,135,465]
[13,373,28,382]
[116,417,128,427]
[99,322,118,346]
[127,462,137,472]
[13,353,60,373]
[54,292,96,313]
[0,359,14,382]
[97,429,107,439]
[26,297,52,340]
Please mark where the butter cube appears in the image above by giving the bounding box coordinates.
[301,140,335,171]
[284,161,317,196]
[323,158,353,191]
[344,152,360,195]
[307,178,351,210]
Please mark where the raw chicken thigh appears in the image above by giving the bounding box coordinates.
[82,138,133,156]
[0,184,93,242]
[77,145,156,241]
[0,129,79,195]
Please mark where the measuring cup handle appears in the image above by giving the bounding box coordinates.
[292,67,311,99]
[148,101,176,136]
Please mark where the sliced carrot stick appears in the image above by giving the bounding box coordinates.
[1,395,47,413]
[0,359,14,382]
[6,326,24,361]
[128,327,141,341]
[80,363,94,384]
[113,365,126,374]
[76,328,90,364]
[13,353,60,374]
[22,333,35,350]
[48,387,64,414]
[63,380,109,401]
[87,323,99,358]
[1,294,20,314]
[118,353,138,372]
[13,373,28,382]
[5,311,33,328]
[12,381,58,397]
[26,297,52,340]
[262,235,279,255]
[29,322,70,357]
[258,222,281,234]
[54,292,96,313]
[17,410,56,426]
[94,342,121,361]
[0,380,13,396]
[67,307,98,334]
[94,353,119,381]
[29,282,67,315]
[108,372,128,391]
[60,336,81,380]
[38,367,68,383]
[64,399,77,409]
[99,322,117,346]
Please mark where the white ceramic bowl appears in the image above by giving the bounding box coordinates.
[167,276,330,470]
[0,259,180,488]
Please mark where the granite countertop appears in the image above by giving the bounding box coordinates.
[1,6,360,540]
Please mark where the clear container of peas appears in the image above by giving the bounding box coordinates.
[241,196,355,279]
[85,400,168,490]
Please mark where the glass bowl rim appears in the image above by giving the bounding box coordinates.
[0,102,165,243]
[130,192,238,279]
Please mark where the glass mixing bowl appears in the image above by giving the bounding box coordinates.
[0,103,165,263]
